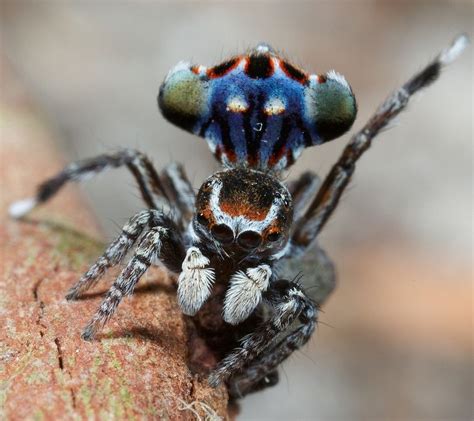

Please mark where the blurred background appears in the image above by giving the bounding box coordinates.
[1,1,472,419]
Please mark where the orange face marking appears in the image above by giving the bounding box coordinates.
[219,200,269,221]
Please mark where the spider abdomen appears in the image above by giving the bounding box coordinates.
[158,44,357,171]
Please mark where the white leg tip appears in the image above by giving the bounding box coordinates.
[8,197,38,219]
[440,34,470,65]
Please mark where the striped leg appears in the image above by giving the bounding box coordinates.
[228,302,316,397]
[292,35,468,251]
[208,280,317,388]
[65,209,166,300]
[287,171,321,222]
[9,149,168,218]
[160,162,196,227]
[81,220,185,340]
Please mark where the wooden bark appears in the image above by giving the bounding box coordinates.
[0,56,228,420]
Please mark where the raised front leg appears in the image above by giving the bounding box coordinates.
[209,279,317,390]
[292,35,469,251]
[286,171,320,222]
[9,149,168,217]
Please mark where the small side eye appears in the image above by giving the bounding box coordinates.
[211,224,234,244]
[196,213,208,226]
[267,232,281,242]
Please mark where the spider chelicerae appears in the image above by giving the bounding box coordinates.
[10,35,468,398]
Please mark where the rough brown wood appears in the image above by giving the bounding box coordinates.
[0,56,228,420]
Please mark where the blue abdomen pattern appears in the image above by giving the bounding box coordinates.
[158,44,357,172]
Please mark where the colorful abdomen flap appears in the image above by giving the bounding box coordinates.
[158,44,357,172]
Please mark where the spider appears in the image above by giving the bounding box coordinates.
[10,35,468,398]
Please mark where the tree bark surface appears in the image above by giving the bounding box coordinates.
[0,56,228,420]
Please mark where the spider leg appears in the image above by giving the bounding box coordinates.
[291,34,469,251]
[9,149,169,217]
[208,280,317,389]
[160,162,196,227]
[286,171,321,223]
[228,370,279,398]
[228,310,315,398]
[81,215,185,340]
[65,209,166,300]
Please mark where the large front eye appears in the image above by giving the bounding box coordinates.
[211,224,234,244]
[158,63,209,131]
[304,71,357,141]
[237,231,262,250]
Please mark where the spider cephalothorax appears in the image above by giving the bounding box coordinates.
[193,168,293,257]
[9,35,468,399]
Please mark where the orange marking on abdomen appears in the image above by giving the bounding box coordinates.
[207,57,240,79]
[279,60,309,84]
[268,146,287,167]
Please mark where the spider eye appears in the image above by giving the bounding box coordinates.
[211,224,234,244]
[196,213,208,226]
[237,231,262,250]
[267,232,281,242]
[305,71,357,141]
[158,62,209,131]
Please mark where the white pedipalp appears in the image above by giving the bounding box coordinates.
[8,197,38,219]
[223,264,271,325]
[177,247,215,316]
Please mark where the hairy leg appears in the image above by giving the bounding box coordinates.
[227,300,316,398]
[80,216,185,340]
[66,209,167,300]
[286,171,321,222]
[209,280,317,389]
[292,35,469,251]
[9,149,168,217]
